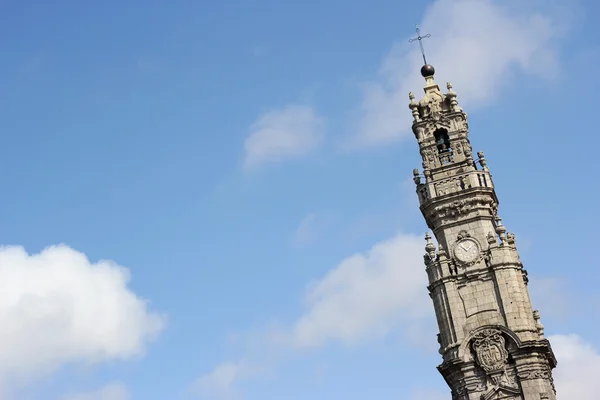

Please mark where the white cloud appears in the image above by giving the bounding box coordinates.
[550,334,600,400]
[291,233,429,347]
[243,105,324,169]
[353,0,569,148]
[0,245,165,385]
[62,383,130,400]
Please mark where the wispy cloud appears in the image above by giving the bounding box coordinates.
[288,233,429,347]
[351,0,571,148]
[192,359,267,400]
[193,232,430,397]
[193,361,242,400]
[61,383,130,400]
[243,105,324,170]
[292,213,325,247]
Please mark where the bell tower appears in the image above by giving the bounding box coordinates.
[409,63,557,399]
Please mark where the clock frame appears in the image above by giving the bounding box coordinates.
[453,236,481,266]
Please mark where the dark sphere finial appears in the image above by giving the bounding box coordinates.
[421,64,435,78]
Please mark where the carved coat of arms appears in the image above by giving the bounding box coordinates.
[471,329,509,373]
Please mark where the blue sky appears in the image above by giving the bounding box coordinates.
[0,0,599,399]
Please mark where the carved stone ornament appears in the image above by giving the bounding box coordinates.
[455,141,463,155]
[433,196,496,222]
[446,199,468,214]
[428,97,442,117]
[519,367,553,381]
[471,329,509,373]
[456,230,470,241]
[424,118,451,138]
[486,231,496,245]
[519,366,557,394]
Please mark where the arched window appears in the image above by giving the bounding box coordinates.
[434,128,451,153]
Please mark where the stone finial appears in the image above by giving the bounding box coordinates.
[409,92,420,121]
[413,168,421,185]
[533,310,545,337]
[477,151,488,170]
[425,232,436,255]
[494,215,507,244]
[446,82,462,112]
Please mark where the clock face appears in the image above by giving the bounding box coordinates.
[454,238,480,264]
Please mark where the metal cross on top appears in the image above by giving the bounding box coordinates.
[408,25,431,65]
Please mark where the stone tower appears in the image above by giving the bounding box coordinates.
[410,63,557,400]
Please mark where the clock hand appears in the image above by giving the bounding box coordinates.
[460,243,467,251]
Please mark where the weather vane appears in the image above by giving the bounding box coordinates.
[408,24,431,65]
